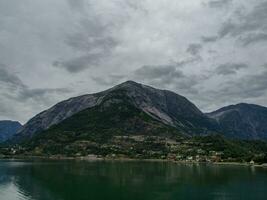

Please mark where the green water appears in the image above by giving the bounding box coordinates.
[0,160,267,200]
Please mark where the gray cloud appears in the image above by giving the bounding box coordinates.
[173,58,202,67]
[186,43,202,56]
[201,36,219,43]
[65,17,118,51]
[0,65,72,122]
[215,63,248,75]
[66,0,85,11]
[208,1,267,45]
[207,0,232,8]
[92,75,125,86]
[53,53,103,73]
[180,62,265,111]
[194,64,267,112]
[132,65,199,94]
[0,66,24,88]
[17,88,71,102]
[218,20,236,38]
[239,33,267,46]
[211,68,267,100]
[52,3,118,73]
[0,65,70,100]
[0,0,267,122]
[133,65,184,81]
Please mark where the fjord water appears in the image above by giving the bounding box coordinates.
[0,160,267,200]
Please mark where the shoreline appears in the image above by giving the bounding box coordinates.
[1,155,267,168]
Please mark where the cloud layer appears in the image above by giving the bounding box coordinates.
[0,0,267,123]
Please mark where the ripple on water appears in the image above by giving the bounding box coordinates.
[0,181,31,200]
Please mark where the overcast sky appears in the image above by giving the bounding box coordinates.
[1,0,267,123]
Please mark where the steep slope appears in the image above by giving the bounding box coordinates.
[0,121,22,142]
[207,103,267,140]
[26,90,183,154]
[14,81,219,142]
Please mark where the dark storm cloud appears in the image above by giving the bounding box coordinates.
[215,63,248,75]
[186,43,202,56]
[207,0,232,8]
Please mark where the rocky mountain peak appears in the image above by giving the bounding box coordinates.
[14,81,215,141]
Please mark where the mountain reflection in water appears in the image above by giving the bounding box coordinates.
[0,160,267,200]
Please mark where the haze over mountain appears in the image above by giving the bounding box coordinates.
[0,121,22,142]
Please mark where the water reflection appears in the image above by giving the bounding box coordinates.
[0,160,267,200]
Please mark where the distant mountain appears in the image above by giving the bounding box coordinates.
[0,121,22,142]
[207,103,267,140]
[14,81,219,142]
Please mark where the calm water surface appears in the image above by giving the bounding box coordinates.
[0,160,267,200]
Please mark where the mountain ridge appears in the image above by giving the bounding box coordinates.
[10,81,267,142]
[207,103,267,140]
[14,81,219,142]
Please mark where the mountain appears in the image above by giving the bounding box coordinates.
[5,82,267,162]
[14,81,219,142]
[0,121,22,142]
[13,81,267,145]
[207,103,267,140]
[25,93,183,155]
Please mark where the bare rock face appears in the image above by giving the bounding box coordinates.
[112,81,205,125]
[15,81,217,141]
[207,103,267,140]
[16,94,103,139]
